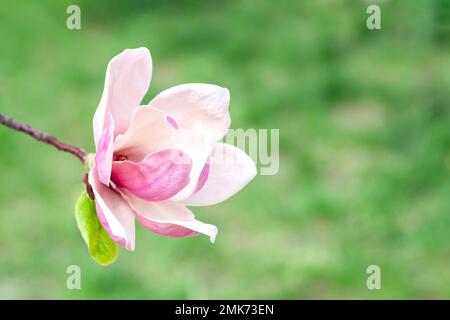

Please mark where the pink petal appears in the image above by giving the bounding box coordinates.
[113,106,179,162]
[110,149,192,201]
[166,115,178,129]
[184,143,257,206]
[167,129,213,201]
[113,105,213,201]
[195,161,210,193]
[93,48,152,147]
[95,203,127,248]
[137,217,199,238]
[88,167,136,250]
[95,112,114,186]
[149,83,231,142]
[123,191,217,242]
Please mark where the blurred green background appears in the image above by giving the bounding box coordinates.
[0,0,449,299]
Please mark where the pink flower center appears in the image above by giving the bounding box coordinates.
[113,154,128,161]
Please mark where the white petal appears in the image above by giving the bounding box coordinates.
[93,48,152,147]
[184,143,257,206]
[113,106,178,161]
[149,83,230,142]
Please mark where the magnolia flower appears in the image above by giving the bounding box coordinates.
[88,47,256,250]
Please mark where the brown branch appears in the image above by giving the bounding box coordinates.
[82,173,95,200]
[0,113,87,163]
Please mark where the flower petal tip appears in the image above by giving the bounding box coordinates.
[209,225,218,243]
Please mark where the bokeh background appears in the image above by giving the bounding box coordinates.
[0,0,449,299]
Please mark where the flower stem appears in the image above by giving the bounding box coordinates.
[0,113,87,164]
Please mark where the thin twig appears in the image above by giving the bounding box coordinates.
[0,113,87,163]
